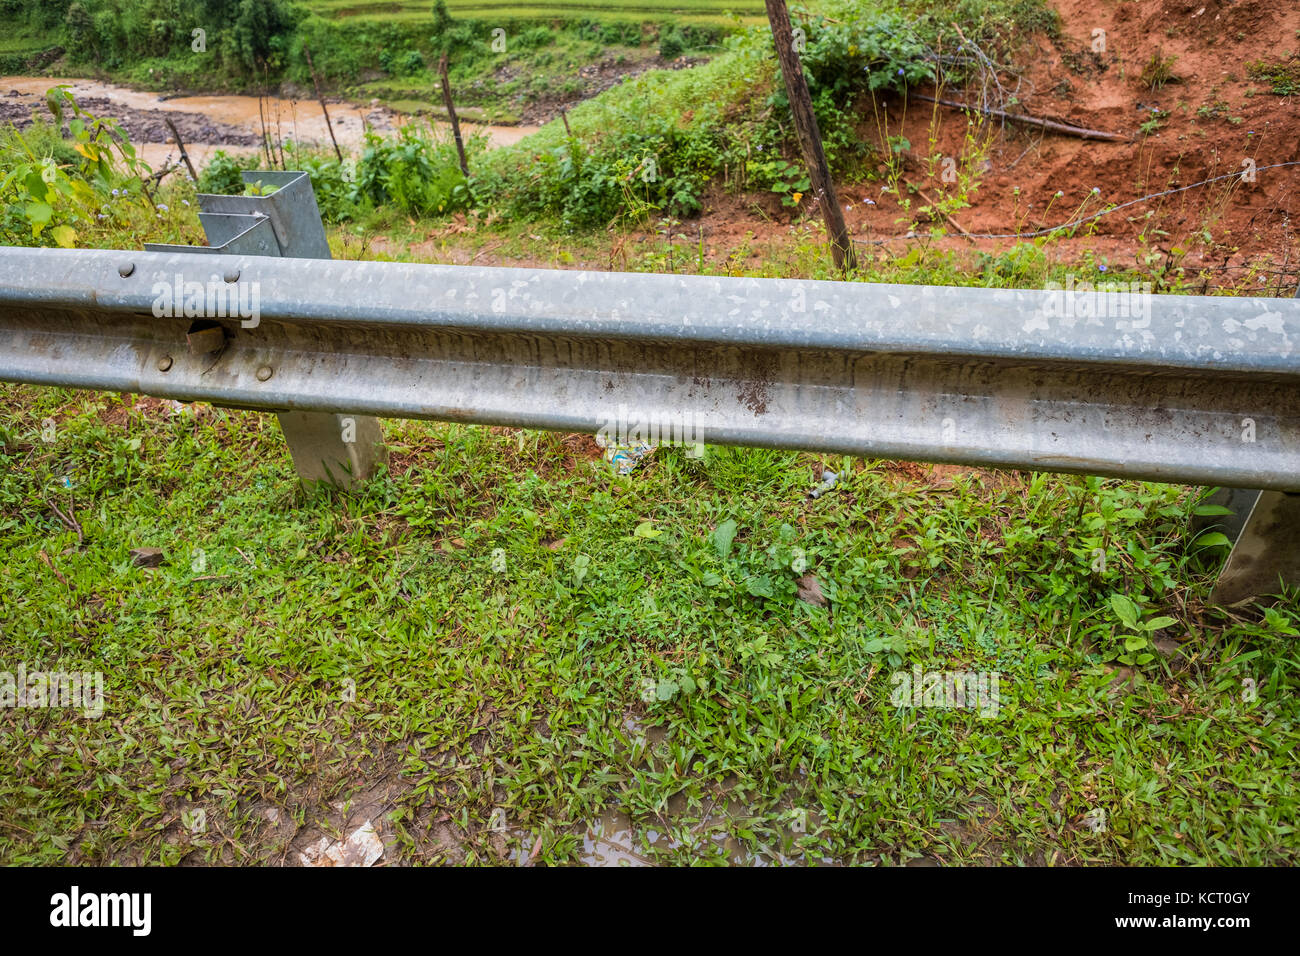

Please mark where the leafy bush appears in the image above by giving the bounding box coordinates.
[294,155,362,223]
[479,107,721,229]
[799,12,936,97]
[746,157,809,206]
[196,149,262,196]
[0,87,153,248]
[379,48,426,76]
[575,18,642,47]
[516,26,556,50]
[658,28,685,60]
[357,124,478,218]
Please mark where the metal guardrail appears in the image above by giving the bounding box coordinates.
[3,247,1299,487]
[0,171,1296,603]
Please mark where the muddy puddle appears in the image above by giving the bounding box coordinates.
[2,76,539,170]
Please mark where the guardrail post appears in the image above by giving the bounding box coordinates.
[145,170,387,489]
[1192,486,1260,545]
[1210,491,1300,606]
[1202,284,1300,606]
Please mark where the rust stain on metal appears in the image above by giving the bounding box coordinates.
[736,351,777,416]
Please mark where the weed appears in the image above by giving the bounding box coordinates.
[1139,50,1180,90]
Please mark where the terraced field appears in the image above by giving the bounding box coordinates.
[306,0,769,26]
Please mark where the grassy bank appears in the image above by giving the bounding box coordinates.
[2,370,1297,864]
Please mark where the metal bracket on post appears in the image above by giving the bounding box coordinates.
[145,171,387,489]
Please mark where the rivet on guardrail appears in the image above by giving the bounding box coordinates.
[118,261,135,278]
[157,355,173,372]
[256,366,273,382]
[224,268,240,283]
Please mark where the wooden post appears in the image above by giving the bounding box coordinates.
[438,51,469,177]
[268,65,286,169]
[302,45,345,163]
[257,93,273,168]
[163,117,199,182]
[764,0,857,273]
[560,106,573,138]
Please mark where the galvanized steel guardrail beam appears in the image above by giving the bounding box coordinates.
[2,245,1298,491]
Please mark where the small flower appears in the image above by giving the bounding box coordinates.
[157,203,168,211]
[181,199,190,206]
[111,188,120,196]
[1099,264,1108,272]
[1055,190,1064,197]
[1091,187,1101,194]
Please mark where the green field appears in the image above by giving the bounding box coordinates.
[305,0,769,26]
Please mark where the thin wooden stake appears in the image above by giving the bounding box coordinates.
[765,0,857,274]
[163,117,198,182]
[267,64,286,169]
[438,51,469,177]
[303,45,344,163]
[257,93,273,167]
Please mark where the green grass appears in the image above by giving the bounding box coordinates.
[0,36,46,54]
[1,233,1297,864]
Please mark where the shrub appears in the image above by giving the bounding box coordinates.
[0,88,154,248]
[799,12,935,97]
[658,28,685,61]
[357,124,478,218]
[197,149,262,195]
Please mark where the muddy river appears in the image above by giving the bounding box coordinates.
[2,76,539,170]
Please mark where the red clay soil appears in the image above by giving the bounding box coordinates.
[380,1,1296,293]
[697,0,1300,290]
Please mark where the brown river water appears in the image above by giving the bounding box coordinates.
[2,76,539,170]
